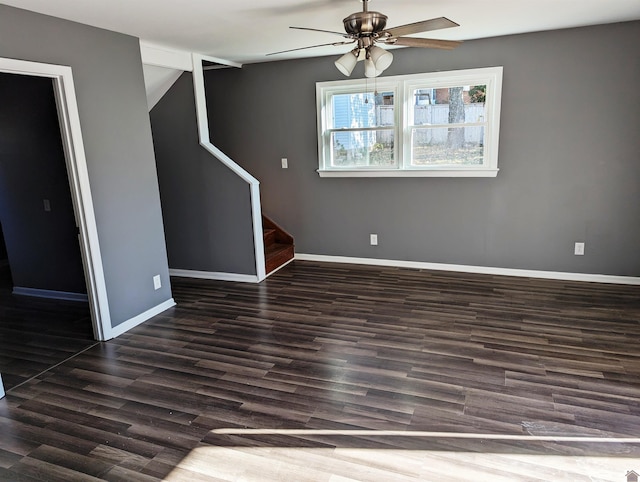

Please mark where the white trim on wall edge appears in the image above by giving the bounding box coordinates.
[295,254,640,285]
[191,54,266,282]
[12,287,89,302]
[139,42,194,71]
[0,57,112,341]
[107,298,176,340]
[169,269,259,283]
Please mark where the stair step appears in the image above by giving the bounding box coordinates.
[265,242,292,257]
[265,243,294,274]
[262,214,294,275]
[263,228,277,246]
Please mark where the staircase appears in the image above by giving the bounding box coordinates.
[262,215,294,275]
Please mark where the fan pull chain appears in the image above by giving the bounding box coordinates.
[374,75,380,125]
[364,76,369,103]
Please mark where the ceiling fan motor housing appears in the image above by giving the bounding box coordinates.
[343,11,388,36]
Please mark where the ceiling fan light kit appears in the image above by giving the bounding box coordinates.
[334,49,359,76]
[271,0,462,78]
[368,45,393,70]
[363,57,379,78]
[364,46,390,78]
[339,42,393,78]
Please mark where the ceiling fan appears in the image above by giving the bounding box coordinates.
[268,0,462,78]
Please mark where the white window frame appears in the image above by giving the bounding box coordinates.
[316,66,503,178]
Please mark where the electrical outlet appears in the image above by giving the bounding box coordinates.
[153,275,162,290]
[281,158,288,169]
[574,242,585,256]
[370,234,378,246]
[43,199,51,212]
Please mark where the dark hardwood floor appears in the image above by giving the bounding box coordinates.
[0,264,95,391]
[0,260,639,480]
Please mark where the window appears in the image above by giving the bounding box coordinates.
[326,83,397,169]
[316,67,503,177]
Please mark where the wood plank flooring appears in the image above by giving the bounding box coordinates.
[0,264,95,391]
[0,260,639,480]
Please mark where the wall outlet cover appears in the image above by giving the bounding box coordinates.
[153,275,162,290]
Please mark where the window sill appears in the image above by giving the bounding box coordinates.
[317,168,499,178]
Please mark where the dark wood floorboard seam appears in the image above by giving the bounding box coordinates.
[6,342,101,394]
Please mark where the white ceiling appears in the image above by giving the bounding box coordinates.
[3,0,640,64]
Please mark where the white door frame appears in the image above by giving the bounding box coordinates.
[0,57,111,341]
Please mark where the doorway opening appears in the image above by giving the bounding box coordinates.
[0,57,111,393]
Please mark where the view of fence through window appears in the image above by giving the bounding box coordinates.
[410,85,486,166]
[329,85,487,168]
[331,91,396,167]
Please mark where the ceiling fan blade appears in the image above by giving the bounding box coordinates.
[392,37,462,50]
[384,17,459,37]
[290,26,348,37]
[266,40,355,56]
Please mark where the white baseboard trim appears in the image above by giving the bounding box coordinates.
[169,268,259,283]
[295,254,640,285]
[107,298,176,340]
[12,286,89,302]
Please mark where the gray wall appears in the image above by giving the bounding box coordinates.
[150,72,257,275]
[206,21,640,277]
[0,5,172,327]
[0,73,85,293]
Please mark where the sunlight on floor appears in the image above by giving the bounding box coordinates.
[166,430,640,481]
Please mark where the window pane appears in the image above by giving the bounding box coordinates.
[412,85,486,125]
[411,126,484,166]
[331,130,395,167]
[331,92,394,129]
